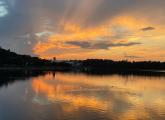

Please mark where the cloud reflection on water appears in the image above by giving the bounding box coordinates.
[31,72,165,120]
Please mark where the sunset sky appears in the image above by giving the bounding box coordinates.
[0,0,165,61]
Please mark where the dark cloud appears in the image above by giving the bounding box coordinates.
[66,41,141,50]
[124,55,142,59]
[140,27,155,31]
[66,41,91,49]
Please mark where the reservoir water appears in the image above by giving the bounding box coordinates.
[0,71,165,120]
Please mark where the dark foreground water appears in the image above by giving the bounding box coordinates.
[0,71,165,120]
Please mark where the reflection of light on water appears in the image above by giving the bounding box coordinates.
[32,96,50,105]
[31,72,165,120]
[32,77,109,111]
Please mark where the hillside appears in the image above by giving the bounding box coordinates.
[0,47,50,67]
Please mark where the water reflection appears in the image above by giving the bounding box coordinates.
[0,71,165,120]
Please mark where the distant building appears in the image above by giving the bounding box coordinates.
[51,57,56,63]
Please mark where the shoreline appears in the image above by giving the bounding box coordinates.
[0,66,165,76]
[0,66,70,71]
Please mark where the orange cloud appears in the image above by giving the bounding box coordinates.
[33,15,165,61]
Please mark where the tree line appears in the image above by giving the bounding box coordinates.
[0,47,165,70]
